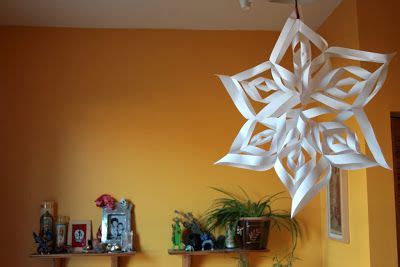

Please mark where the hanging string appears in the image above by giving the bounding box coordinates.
[295,0,300,19]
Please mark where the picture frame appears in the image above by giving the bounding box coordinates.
[327,167,350,243]
[68,220,92,251]
[101,201,132,245]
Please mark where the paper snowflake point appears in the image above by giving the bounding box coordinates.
[216,12,394,217]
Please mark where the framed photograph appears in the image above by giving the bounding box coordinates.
[101,201,132,244]
[327,167,350,243]
[68,220,92,251]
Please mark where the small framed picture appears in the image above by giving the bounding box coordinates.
[101,201,132,244]
[327,167,350,243]
[68,220,92,251]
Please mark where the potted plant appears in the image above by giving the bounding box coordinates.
[206,187,299,254]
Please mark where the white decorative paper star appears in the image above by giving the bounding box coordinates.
[216,12,394,217]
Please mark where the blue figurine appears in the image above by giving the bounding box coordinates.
[200,233,214,251]
[33,232,51,254]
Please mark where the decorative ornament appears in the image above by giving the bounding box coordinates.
[119,198,129,209]
[185,244,195,252]
[216,9,394,217]
[171,218,183,250]
[33,232,51,254]
[109,244,122,253]
[95,194,116,210]
[200,233,215,251]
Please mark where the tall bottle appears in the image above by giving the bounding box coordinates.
[55,216,69,251]
[40,201,55,249]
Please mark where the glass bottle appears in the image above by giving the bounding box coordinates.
[40,201,55,248]
[225,223,236,248]
[55,216,69,250]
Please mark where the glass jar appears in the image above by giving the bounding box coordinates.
[225,223,236,248]
[40,201,55,247]
[55,216,69,249]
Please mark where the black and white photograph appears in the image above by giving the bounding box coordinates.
[107,214,127,239]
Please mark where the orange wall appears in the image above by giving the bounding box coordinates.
[357,0,400,266]
[0,27,323,267]
[318,0,400,266]
[318,1,371,266]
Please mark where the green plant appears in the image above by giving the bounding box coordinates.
[205,187,300,266]
[272,251,301,267]
[269,211,301,267]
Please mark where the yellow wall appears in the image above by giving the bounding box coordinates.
[318,1,371,266]
[0,27,323,267]
[319,0,399,266]
[357,0,400,266]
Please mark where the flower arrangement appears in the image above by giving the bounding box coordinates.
[95,194,116,210]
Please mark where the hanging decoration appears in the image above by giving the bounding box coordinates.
[215,4,394,217]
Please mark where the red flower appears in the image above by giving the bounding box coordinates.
[95,194,116,210]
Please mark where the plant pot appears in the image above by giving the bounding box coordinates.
[236,217,270,250]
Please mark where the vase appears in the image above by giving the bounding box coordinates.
[225,223,236,249]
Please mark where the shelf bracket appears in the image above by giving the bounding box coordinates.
[53,258,64,267]
[111,256,119,267]
[238,252,249,267]
[182,255,192,267]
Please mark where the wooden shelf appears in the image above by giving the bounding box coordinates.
[168,249,268,267]
[168,248,268,255]
[30,251,136,267]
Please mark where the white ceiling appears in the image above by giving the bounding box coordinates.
[0,0,341,30]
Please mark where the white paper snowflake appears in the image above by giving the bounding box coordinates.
[216,12,394,217]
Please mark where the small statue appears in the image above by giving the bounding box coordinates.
[110,244,122,253]
[185,244,194,252]
[171,218,183,250]
[200,233,214,251]
[82,245,91,253]
[119,198,129,209]
[33,232,50,254]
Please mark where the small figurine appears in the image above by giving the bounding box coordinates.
[200,233,214,251]
[33,232,51,254]
[95,194,116,210]
[185,244,194,252]
[82,245,91,253]
[110,244,122,253]
[119,198,129,209]
[171,218,183,250]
